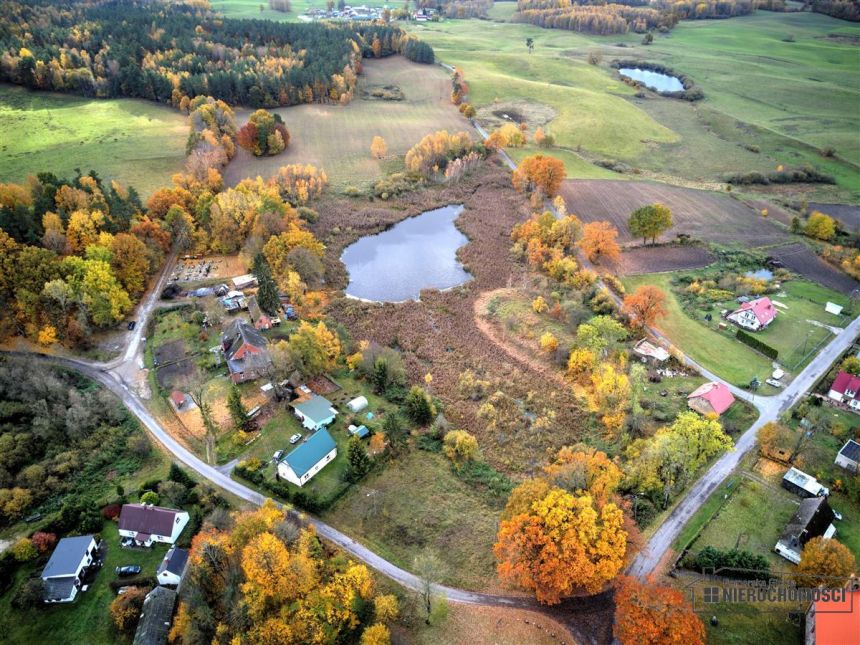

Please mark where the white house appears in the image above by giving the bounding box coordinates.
[118,504,190,547]
[41,535,98,603]
[277,429,337,487]
[292,395,337,431]
[782,467,830,499]
[726,296,777,331]
[156,546,189,587]
[828,371,860,411]
[835,439,860,474]
[346,395,368,413]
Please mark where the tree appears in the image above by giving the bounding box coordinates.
[512,155,566,197]
[839,355,860,375]
[374,594,399,623]
[442,430,479,466]
[361,624,391,645]
[494,486,627,603]
[288,321,341,377]
[526,37,535,53]
[227,385,250,431]
[613,576,705,645]
[10,538,37,562]
[405,386,435,425]
[11,579,44,610]
[623,285,667,328]
[382,414,408,456]
[576,315,626,357]
[346,436,372,482]
[110,586,148,634]
[805,211,836,241]
[795,537,856,588]
[543,445,622,505]
[532,296,548,313]
[539,332,558,353]
[110,233,150,297]
[628,204,672,246]
[140,490,159,505]
[370,136,388,159]
[252,253,280,315]
[237,110,290,157]
[31,531,57,554]
[413,551,445,623]
[579,221,620,263]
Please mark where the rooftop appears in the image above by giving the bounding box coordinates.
[811,590,860,644]
[831,371,860,398]
[157,546,189,577]
[282,429,337,478]
[133,586,177,645]
[119,504,183,538]
[688,381,735,414]
[779,497,834,546]
[293,394,336,424]
[838,439,860,463]
[42,535,94,579]
[783,467,822,493]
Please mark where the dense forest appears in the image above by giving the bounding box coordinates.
[0,0,434,108]
[513,0,756,34]
[809,0,860,21]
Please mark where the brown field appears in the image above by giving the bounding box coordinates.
[809,202,860,232]
[561,180,789,247]
[610,244,714,276]
[224,57,468,190]
[769,243,860,294]
[171,255,248,284]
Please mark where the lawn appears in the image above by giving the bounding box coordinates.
[212,0,391,21]
[0,84,187,197]
[0,522,171,645]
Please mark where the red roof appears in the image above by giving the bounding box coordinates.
[688,382,735,415]
[831,371,860,400]
[119,504,181,539]
[170,391,186,406]
[810,589,860,644]
[734,297,777,326]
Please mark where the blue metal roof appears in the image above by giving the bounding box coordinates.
[283,429,337,478]
[293,395,336,425]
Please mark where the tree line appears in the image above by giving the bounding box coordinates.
[0,0,435,109]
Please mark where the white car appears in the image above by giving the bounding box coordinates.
[272,450,283,462]
[289,433,302,445]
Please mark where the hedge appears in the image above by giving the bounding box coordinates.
[685,546,771,580]
[736,329,779,360]
[233,465,351,514]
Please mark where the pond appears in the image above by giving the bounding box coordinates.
[341,204,472,302]
[746,268,774,281]
[619,67,684,93]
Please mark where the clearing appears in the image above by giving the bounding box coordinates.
[0,84,187,197]
[223,57,468,190]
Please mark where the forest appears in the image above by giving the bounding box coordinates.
[810,0,860,20]
[0,0,434,108]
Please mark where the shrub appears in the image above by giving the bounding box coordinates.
[10,538,37,562]
[102,503,122,520]
[736,329,778,360]
[688,546,771,580]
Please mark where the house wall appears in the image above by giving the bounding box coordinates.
[828,389,845,403]
[835,454,859,473]
[277,448,337,487]
[158,571,182,587]
[728,310,761,331]
[775,540,802,564]
[688,397,715,416]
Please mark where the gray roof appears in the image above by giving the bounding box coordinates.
[42,535,94,579]
[222,319,268,361]
[779,497,834,547]
[133,587,177,645]
[157,547,188,577]
[293,395,336,425]
[43,577,76,601]
[838,439,860,463]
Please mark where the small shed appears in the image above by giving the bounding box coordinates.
[835,439,860,474]
[170,391,187,409]
[346,396,368,413]
[348,424,370,439]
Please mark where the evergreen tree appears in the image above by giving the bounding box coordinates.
[346,436,372,482]
[405,386,434,425]
[227,385,250,431]
[253,253,281,315]
[382,413,408,456]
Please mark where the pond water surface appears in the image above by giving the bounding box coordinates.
[746,268,774,281]
[619,67,684,93]
[341,204,471,302]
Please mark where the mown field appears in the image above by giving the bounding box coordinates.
[224,57,468,189]
[0,84,187,197]
[408,12,860,197]
[212,0,391,21]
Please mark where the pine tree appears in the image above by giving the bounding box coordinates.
[346,436,372,482]
[253,253,281,315]
[227,385,249,431]
[382,413,407,456]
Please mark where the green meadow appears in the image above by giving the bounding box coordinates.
[0,85,187,196]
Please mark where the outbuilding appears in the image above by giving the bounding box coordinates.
[835,439,860,474]
[156,546,189,587]
[346,396,368,413]
[292,394,337,431]
[782,467,830,499]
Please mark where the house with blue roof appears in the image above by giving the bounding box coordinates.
[277,429,338,487]
[292,394,338,431]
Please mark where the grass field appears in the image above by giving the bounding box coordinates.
[223,57,467,190]
[0,84,187,197]
[212,0,391,21]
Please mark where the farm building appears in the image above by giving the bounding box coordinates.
[221,319,271,384]
[827,371,860,411]
[805,589,860,645]
[41,535,99,603]
[687,382,735,416]
[292,394,338,431]
[247,295,273,330]
[632,339,670,363]
[133,586,177,645]
[169,391,187,410]
[232,274,257,290]
[726,296,777,331]
[346,396,368,413]
[118,503,190,547]
[277,429,338,487]
[220,291,247,312]
[348,424,370,439]
[774,497,836,564]
[835,439,860,473]
[156,546,188,587]
[782,467,830,499]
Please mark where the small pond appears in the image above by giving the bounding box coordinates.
[619,67,684,93]
[341,204,472,302]
[746,268,774,281]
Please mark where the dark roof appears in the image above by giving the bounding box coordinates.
[247,295,268,322]
[157,547,188,577]
[42,535,94,578]
[282,429,337,478]
[133,587,177,645]
[43,576,77,601]
[779,497,834,548]
[222,319,268,361]
[119,504,182,538]
[838,439,860,463]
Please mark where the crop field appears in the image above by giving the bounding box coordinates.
[223,57,468,190]
[611,245,714,276]
[0,84,187,197]
[561,180,789,247]
[769,242,860,294]
[408,12,860,196]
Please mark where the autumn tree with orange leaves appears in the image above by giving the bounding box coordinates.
[579,221,620,263]
[511,154,566,197]
[613,576,705,645]
[623,285,667,329]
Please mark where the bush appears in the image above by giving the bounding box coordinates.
[688,546,771,580]
[102,503,122,520]
[736,329,779,360]
[11,578,44,610]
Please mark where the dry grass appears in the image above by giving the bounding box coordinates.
[223,57,468,190]
[609,244,714,276]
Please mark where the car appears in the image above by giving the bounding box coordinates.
[289,433,302,444]
[272,450,283,462]
[127,320,136,330]
[834,510,843,521]
[115,565,141,577]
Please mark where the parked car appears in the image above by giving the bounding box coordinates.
[115,565,142,576]
[127,320,136,330]
[272,450,283,462]
[289,433,302,444]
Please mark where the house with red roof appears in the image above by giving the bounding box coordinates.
[687,381,735,416]
[118,503,190,547]
[828,371,860,412]
[726,296,777,331]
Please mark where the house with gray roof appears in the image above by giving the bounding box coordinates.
[277,428,337,487]
[156,546,189,587]
[41,535,98,603]
[221,319,271,384]
[774,497,836,564]
[291,394,337,431]
[835,439,860,474]
[133,586,177,645]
